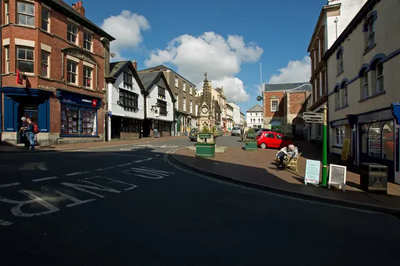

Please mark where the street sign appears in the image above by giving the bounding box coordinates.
[304,159,321,185]
[303,112,323,123]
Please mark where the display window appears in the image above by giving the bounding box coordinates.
[61,104,97,136]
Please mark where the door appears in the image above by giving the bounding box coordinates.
[264,132,278,148]
[19,104,38,143]
[359,124,369,163]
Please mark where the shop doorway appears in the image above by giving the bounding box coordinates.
[111,116,122,139]
[18,103,38,144]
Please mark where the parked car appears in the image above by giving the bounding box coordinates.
[255,128,272,136]
[214,127,223,137]
[231,126,241,136]
[256,131,297,149]
[189,128,199,141]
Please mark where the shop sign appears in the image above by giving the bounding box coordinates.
[328,164,347,191]
[341,139,351,161]
[304,159,320,185]
[58,90,101,108]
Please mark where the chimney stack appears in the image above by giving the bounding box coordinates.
[132,60,137,71]
[72,1,85,17]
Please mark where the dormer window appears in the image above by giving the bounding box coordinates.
[123,72,132,89]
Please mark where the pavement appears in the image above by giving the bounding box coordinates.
[1,136,400,265]
[173,138,400,215]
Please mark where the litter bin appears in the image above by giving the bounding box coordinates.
[360,163,388,193]
[153,129,160,138]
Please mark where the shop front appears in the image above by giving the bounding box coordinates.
[390,103,400,184]
[154,119,172,137]
[57,90,102,142]
[111,116,142,140]
[0,87,52,145]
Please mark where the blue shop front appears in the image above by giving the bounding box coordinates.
[0,87,52,145]
[57,90,102,139]
[391,103,400,185]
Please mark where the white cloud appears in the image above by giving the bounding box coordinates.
[268,56,311,84]
[145,32,263,102]
[101,10,150,60]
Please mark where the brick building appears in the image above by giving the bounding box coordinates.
[262,82,311,139]
[0,0,114,145]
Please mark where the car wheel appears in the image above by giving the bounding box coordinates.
[260,143,267,149]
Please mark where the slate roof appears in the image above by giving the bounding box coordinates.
[108,61,130,78]
[46,0,114,40]
[247,104,263,113]
[138,72,162,91]
[139,64,196,86]
[264,82,312,92]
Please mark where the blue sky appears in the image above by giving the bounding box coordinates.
[66,0,325,113]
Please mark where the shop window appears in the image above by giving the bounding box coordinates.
[157,100,167,116]
[382,121,394,160]
[17,46,34,73]
[83,31,93,51]
[41,50,50,77]
[4,46,9,73]
[376,62,384,93]
[83,66,93,89]
[41,7,50,32]
[123,71,132,89]
[121,118,140,133]
[60,104,97,136]
[119,90,138,111]
[67,60,78,85]
[334,126,344,146]
[368,122,382,158]
[67,23,78,44]
[17,1,34,26]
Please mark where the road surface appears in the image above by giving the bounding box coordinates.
[0,136,399,265]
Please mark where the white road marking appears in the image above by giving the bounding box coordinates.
[0,182,20,189]
[47,189,97,208]
[32,176,58,182]
[95,167,114,171]
[117,163,132,167]
[155,154,160,157]
[66,171,90,176]
[123,167,173,179]
[109,153,163,160]
[134,158,153,163]
[87,176,138,191]
[61,178,121,199]
[0,219,13,226]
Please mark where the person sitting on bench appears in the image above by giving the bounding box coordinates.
[276,144,299,168]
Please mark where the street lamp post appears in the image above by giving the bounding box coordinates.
[321,105,328,186]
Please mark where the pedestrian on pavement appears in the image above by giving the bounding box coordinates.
[276,144,299,168]
[26,117,35,150]
[19,117,30,149]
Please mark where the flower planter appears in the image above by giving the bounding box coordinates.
[245,140,258,151]
[196,142,216,159]
[198,133,212,139]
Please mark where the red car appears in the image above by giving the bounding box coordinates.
[256,131,297,149]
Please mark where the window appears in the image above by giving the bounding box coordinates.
[265,133,274,138]
[157,100,167,116]
[123,72,132,89]
[83,31,93,51]
[175,76,178,87]
[83,66,93,89]
[362,71,369,98]
[271,99,279,112]
[17,1,34,26]
[175,94,179,109]
[60,104,97,136]
[119,90,139,112]
[336,91,341,108]
[366,19,375,49]
[67,23,78,44]
[337,50,344,73]
[183,97,186,111]
[41,51,50,77]
[183,81,186,92]
[5,1,9,24]
[67,60,78,84]
[190,100,193,113]
[334,126,345,146]
[17,46,34,73]
[382,121,394,160]
[41,7,50,32]
[4,46,9,73]
[121,118,141,133]
[368,123,381,158]
[190,86,193,95]
[376,62,384,92]
[158,86,166,99]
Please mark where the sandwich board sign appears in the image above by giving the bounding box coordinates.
[328,164,347,191]
[304,159,321,185]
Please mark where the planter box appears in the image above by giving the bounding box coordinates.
[196,142,216,159]
[247,132,256,139]
[198,133,212,139]
[245,140,258,151]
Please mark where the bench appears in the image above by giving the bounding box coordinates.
[275,152,302,172]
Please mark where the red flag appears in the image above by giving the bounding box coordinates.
[16,69,23,85]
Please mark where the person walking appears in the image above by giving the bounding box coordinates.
[26,117,35,150]
[19,117,30,149]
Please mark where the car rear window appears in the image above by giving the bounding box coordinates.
[233,127,240,130]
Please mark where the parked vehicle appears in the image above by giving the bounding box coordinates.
[231,126,241,136]
[189,128,199,141]
[256,131,297,149]
[255,128,272,136]
[214,127,223,137]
